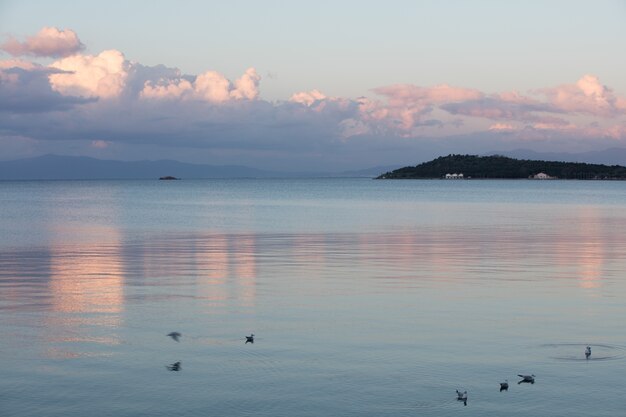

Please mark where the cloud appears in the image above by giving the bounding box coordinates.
[289,84,481,137]
[1,27,84,58]
[140,76,193,100]
[441,95,553,121]
[540,74,626,117]
[0,59,39,71]
[373,83,483,105]
[488,123,516,131]
[48,50,129,99]
[141,67,261,102]
[290,89,327,106]
[441,75,626,131]
[356,84,482,135]
[0,62,94,113]
[230,67,261,100]
[2,27,626,170]
[91,140,110,149]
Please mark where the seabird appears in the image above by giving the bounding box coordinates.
[167,332,181,342]
[166,361,181,371]
[518,374,535,384]
[245,334,254,344]
[500,380,509,391]
[585,346,591,359]
[456,390,468,406]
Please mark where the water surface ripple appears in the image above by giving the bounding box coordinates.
[2,179,626,416]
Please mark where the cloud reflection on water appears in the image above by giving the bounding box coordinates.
[2,205,626,360]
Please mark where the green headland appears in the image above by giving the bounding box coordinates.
[377,154,626,180]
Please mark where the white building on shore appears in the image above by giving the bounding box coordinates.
[445,173,464,179]
[531,172,555,179]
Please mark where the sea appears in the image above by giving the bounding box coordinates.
[1,178,626,417]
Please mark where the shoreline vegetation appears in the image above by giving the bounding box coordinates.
[376,154,626,180]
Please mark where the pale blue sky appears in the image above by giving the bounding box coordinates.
[2,0,625,100]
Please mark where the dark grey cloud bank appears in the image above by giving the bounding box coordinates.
[0,67,94,113]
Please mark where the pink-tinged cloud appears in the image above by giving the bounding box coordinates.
[488,123,516,131]
[373,84,483,106]
[3,28,626,167]
[230,67,261,100]
[357,84,484,135]
[540,74,626,117]
[48,50,128,99]
[441,95,551,121]
[579,123,626,140]
[605,124,626,140]
[139,77,193,100]
[91,140,110,149]
[141,67,260,102]
[1,27,84,58]
[193,71,232,101]
[0,59,40,71]
[290,89,327,106]
[531,122,576,131]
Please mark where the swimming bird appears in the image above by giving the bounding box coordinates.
[518,374,535,384]
[500,380,509,391]
[167,332,181,342]
[585,346,591,359]
[166,361,181,371]
[245,334,254,344]
[456,390,468,406]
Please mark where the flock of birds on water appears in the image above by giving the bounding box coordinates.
[164,332,593,407]
[455,345,592,406]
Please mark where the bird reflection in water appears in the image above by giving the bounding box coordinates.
[166,361,181,371]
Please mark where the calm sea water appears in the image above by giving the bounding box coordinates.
[2,178,626,416]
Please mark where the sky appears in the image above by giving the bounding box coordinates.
[1,0,625,171]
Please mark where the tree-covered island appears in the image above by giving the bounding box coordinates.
[376,154,626,180]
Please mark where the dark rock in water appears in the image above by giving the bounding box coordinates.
[159,176,180,180]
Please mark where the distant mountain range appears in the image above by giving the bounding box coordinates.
[0,154,399,180]
[4,149,626,180]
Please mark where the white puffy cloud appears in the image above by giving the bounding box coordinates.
[230,67,261,100]
[48,50,129,99]
[1,27,84,58]
[140,77,193,100]
[540,74,626,117]
[290,89,327,106]
[141,67,261,102]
